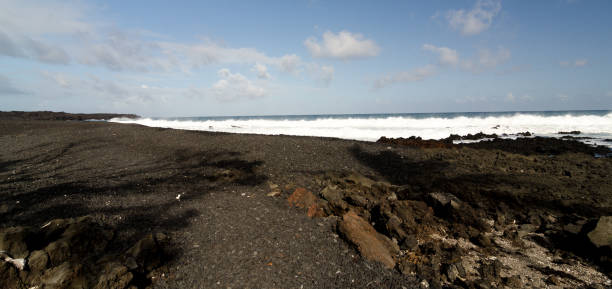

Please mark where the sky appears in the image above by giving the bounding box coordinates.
[0,0,611,117]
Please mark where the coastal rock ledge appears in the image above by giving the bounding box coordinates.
[0,216,168,289]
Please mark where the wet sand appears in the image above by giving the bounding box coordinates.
[1,118,611,288]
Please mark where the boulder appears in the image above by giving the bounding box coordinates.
[344,172,377,189]
[320,185,343,202]
[40,261,84,288]
[93,262,133,289]
[126,233,167,272]
[587,216,612,249]
[428,192,462,210]
[306,200,328,218]
[0,226,31,258]
[28,250,49,272]
[287,187,317,209]
[0,262,20,289]
[338,211,399,269]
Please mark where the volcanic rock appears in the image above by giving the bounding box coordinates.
[0,226,31,259]
[587,216,612,249]
[338,211,399,269]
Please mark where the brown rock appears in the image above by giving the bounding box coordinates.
[344,172,376,188]
[338,211,399,269]
[287,187,317,209]
[587,216,612,249]
[94,262,134,289]
[392,200,433,227]
[28,250,50,272]
[45,239,71,267]
[0,226,31,258]
[320,185,343,202]
[40,261,83,288]
[0,262,20,289]
[126,233,166,272]
[307,201,328,218]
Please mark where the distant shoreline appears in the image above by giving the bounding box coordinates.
[0,111,139,121]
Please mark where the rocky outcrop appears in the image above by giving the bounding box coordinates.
[0,111,139,121]
[284,171,612,288]
[587,216,612,249]
[338,211,398,269]
[0,216,168,289]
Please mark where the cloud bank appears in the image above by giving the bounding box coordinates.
[304,30,380,60]
[445,0,501,35]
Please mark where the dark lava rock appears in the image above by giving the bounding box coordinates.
[0,216,169,289]
[558,130,581,135]
[0,226,31,259]
[586,216,612,250]
[377,136,453,149]
[0,110,139,121]
[461,136,612,156]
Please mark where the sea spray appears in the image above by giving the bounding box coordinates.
[110,110,612,148]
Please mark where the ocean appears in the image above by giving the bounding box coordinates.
[110,110,612,148]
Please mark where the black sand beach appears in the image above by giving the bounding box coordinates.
[1,114,611,288]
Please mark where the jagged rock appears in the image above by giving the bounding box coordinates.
[344,172,377,189]
[0,226,31,259]
[445,263,459,283]
[385,215,407,241]
[392,200,433,228]
[320,185,343,202]
[0,262,21,289]
[587,216,612,249]
[287,187,317,209]
[94,262,133,289]
[307,199,329,218]
[289,187,328,218]
[338,211,399,269]
[346,193,369,208]
[126,233,167,272]
[28,250,49,272]
[40,261,85,288]
[428,192,462,211]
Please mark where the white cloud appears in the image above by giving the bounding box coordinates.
[574,59,588,67]
[505,92,532,102]
[461,47,510,73]
[559,59,588,68]
[422,44,459,66]
[0,0,330,83]
[212,69,266,101]
[446,0,501,35]
[304,30,380,60]
[307,64,334,86]
[374,65,437,88]
[251,63,271,79]
[278,54,302,74]
[0,30,70,64]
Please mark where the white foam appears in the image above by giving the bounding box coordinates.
[110,112,612,146]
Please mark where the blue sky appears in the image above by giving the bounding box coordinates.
[0,0,610,117]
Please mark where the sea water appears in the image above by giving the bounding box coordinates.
[110,110,612,148]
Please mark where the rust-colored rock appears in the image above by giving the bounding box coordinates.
[288,187,317,209]
[307,202,328,218]
[338,211,399,269]
[289,187,328,218]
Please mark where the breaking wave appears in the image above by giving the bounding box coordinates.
[110,111,612,147]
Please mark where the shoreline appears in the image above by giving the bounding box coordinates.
[1,118,611,288]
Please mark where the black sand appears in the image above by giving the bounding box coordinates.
[1,118,611,288]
